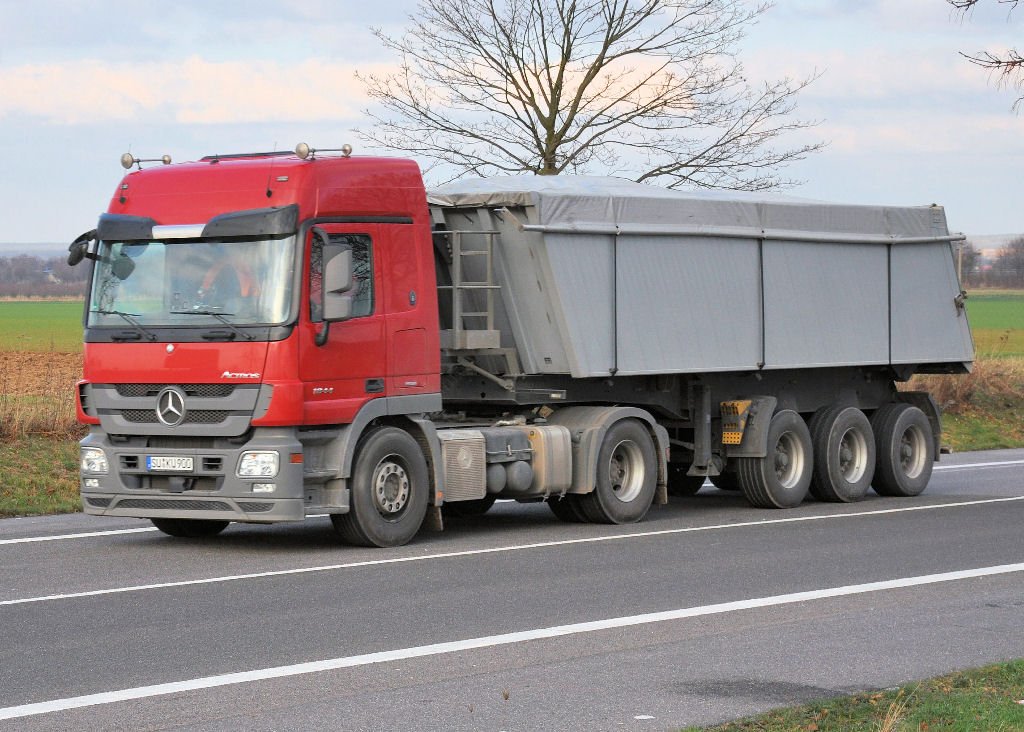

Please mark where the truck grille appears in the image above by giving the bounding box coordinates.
[116,384,236,398]
[121,409,228,425]
[116,499,232,511]
[236,502,274,513]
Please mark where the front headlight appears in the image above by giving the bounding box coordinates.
[237,451,279,478]
[81,447,109,474]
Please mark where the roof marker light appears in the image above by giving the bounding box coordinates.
[121,153,172,170]
[294,143,353,160]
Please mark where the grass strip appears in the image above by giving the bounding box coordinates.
[683,660,1024,731]
[0,437,81,517]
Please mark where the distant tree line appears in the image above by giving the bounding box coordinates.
[0,254,90,298]
[960,237,1024,289]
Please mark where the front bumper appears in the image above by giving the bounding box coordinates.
[79,426,306,523]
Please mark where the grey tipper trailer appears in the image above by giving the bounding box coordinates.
[427,176,973,512]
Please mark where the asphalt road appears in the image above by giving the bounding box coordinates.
[2,448,1023,731]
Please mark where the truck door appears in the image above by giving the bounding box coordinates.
[299,224,387,424]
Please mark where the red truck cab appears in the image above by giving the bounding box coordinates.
[75,150,441,533]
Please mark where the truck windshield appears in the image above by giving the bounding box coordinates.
[87,236,295,328]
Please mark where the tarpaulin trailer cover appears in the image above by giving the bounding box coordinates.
[428,176,974,379]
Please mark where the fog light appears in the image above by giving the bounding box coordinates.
[237,451,279,478]
[81,447,109,474]
[84,478,100,488]
[252,483,276,494]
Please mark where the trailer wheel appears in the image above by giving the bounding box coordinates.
[150,518,230,538]
[736,410,812,509]
[443,495,497,518]
[808,406,875,502]
[710,471,741,491]
[547,494,589,523]
[331,427,429,547]
[579,419,657,524]
[871,403,934,497]
[667,464,706,496]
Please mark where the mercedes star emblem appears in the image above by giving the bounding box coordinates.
[156,387,187,427]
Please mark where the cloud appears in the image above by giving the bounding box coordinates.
[0,57,391,125]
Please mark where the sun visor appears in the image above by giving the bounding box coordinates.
[97,213,158,241]
[201,204,299,238]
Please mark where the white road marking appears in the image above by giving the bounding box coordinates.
[933,459,1024,471]
[0,527,157,545]
[0,515,333,546]
[2,561,1023,721]
[3,495,1024,607]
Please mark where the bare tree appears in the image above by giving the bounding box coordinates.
[358,0,822,190]
[949,0,1024,109]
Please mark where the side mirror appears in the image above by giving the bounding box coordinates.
[67,229,97,266]
[320,235,355,322]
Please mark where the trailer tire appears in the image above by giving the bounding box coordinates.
[667,464,706,496]
[150,518,230,538]
[736,410,812,509]
[710,471,741,491]
[547,494,589,523]
[808,406,875,502]
[871,403,934,497]
[443,495,497,518]
[331,427,429,547]
[578,419,657,524]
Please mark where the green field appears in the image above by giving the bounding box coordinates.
[0,301,84,352]
[966,290,1024,356]
[0,292,1020,356]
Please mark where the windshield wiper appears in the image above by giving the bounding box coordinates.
[91,309,157,341]
[171,309,254,341]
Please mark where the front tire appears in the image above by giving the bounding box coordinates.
[871,403,934,497]
[150,518,230,538]
[578,419,657,524]
[331,427,429,547]
[736,410,812,509]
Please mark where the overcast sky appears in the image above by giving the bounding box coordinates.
[1,0,1021,244]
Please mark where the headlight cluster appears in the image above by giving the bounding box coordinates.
[80,447,109,474]
[237,451,279,478]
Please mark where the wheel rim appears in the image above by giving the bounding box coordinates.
[774,431,806,489]
[837,427,869,483]
[372,455,410,519]
[899,424,928,479]
[608,440,645,503]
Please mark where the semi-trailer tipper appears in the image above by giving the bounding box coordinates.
[69,147,973,546]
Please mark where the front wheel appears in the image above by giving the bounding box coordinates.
[578,419,657,524]
[331,427,429,547]
[150,518,230,538]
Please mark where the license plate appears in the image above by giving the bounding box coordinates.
[146,455,194,472]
